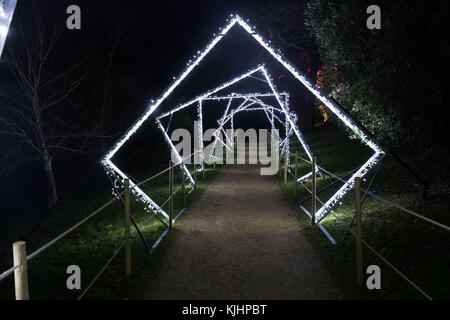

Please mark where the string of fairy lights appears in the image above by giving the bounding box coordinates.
[101,14,385,225]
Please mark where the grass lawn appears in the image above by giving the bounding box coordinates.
[278,125,450,300]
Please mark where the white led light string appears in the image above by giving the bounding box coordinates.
[101,14,384,225]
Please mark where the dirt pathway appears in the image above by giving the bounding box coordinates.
[143,163,344,299]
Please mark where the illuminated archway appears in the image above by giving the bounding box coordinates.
[101,15,384,226]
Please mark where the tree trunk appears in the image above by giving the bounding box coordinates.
[43,156,58,208]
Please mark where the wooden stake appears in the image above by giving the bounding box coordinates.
[284,148,288,184]
[124,179,131,277]
[182,171,186,205]
[294,151,298,198]
[194,164,197,188]
[169,161,174,229]
[13,241,29,300]
[279,149,282,178]
[355,176,363,286]
[311,157,317,225]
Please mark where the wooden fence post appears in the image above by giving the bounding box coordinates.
[124,178,131,277]
[279,148,282,178]
[194,164,197,188]
[169,161,174,229]
[355,176,363,286]
[294,151,298,198]
[13,241,29,300]
[284,148,288,184]
[311,157,317,225]
[182,170,186,205]
[279,157,281,177]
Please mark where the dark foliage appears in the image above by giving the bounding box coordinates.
[304,0,450,157]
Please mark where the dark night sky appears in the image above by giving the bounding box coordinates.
[7,0,316,127]
[60,0,316,115]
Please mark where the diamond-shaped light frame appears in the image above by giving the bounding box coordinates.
[101,15,385,224]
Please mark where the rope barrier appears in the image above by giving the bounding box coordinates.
[0,196,120,283]
[125,172,185,205]
[27,197,119,262]
[290,150,436,299]
[365,191,449,231]
[160,186,183,209]
[343,225,433,300]
[0,264,20,282]
[77,240,126,300]
[130,150,201,189]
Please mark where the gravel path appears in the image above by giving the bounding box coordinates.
[143,163,344,299]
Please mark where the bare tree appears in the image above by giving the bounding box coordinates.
[0,7,104,208]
